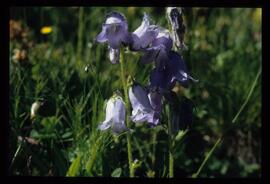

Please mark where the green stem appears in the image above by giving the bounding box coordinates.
[119,48,134,177]
[192,138,222,178]
[151,130,157,171]
[232,64,261,123]
[77,7,84,62]
[167,106,174,178]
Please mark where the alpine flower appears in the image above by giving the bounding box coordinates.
[129,83,160,126]
[99,94,128,134]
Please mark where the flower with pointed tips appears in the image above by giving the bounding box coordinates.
[99,94,128,134]
[150,51,198,91]
[140,27,173,69]
[166,7,187,50]
[96,12,131,49]
[130,13,159,51]
[129,83,160,126]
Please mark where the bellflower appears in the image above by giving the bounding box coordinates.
[130,13,159,51]
[140,27,173,69]
[99,94,128,134]
[150,51,197,91]
[128,83,160,126]
[167,51,198,86]
[166,7,187,50]
[96,12,131,49]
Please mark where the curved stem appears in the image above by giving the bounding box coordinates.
[192,138,221,178]
[232,64,261,123]
[119,48,134,177]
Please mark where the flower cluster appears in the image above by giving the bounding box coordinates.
[97,9,197,134]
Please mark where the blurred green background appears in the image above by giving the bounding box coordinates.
[9,7,261,177]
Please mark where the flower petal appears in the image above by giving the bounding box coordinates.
[129,83,160,125]
[133,13,150,38]
[99,119,112,130]
[148,91,162,113]
[112,121,128,134]
[129,84,152,111]
[109,47,120,64]
[112,96,126,124]
[140,46,161,64]
[97,11,130,49]
[149,67,173,91]
[105,12,127,25]
[96,24,108,43]
[106,24,130,49]
[167,51,189,87]
[130,109,155,124]
[152,36,173,52]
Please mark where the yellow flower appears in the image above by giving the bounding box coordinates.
[40,26,52,34]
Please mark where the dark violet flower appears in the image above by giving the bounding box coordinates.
[99,94,128,134]
[167,51,198,86]
[166,7,187,50]
[96,12,131,49]
[150,51,198,91]
[128,83,160,126]
[148,89,163,115]
[108,47,120,64]
[130,13,159,51]
[140,27,173,69]
[149,67,174,92]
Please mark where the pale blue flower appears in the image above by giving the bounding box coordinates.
[99,94,128,134]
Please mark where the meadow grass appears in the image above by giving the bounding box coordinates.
[9,7,261,177]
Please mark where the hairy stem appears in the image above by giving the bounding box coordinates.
[119,48,134,177]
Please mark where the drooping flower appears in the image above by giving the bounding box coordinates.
[166,7,187,50]
[167,51,198,86]
[99,94,128,134]
[149,51,198,91]
[108,47,120,64]
[128,83,160,126]
[130,13,158,51]
[96,12,131,49]
[140,27,173,69]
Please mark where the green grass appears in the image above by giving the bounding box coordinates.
[9,7,261,177]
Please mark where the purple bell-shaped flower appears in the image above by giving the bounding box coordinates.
[130,13,159,51]
[99,94,128,134]
[128,83,161,126]
[96,12,131,49]
[140,27,173,69]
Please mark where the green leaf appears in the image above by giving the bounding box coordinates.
[62,131,73,139]
[66,155,81,177]
[175,130,188,141]
[111,168,122,177]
